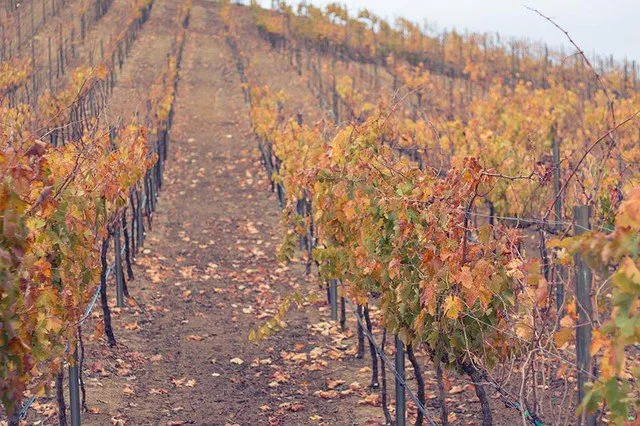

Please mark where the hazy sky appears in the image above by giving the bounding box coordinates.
[267,0,639,63]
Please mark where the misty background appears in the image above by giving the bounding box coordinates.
[257,0,639,63]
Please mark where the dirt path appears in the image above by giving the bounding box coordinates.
[63,1,385,425]
[104,0,178,121]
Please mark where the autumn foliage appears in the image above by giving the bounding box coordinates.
[0,0,191,418]
[239,2,640,423]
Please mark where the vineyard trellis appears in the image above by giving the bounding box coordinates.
[1,0,638,424]
[0,0,191,423]
[222,1,640,425]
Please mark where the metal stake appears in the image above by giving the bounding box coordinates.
[68,345,81,426]
[395,335,406,426]
[114,225,124,307]
[329,279,338,321]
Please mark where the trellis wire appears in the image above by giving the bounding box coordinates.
[346,299,438,426]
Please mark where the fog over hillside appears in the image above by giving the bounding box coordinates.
[258,0,639,63]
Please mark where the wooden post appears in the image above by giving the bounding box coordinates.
[17,6,21,48]
[136,189,144,247]
[574,205,596,426]
[30,0,34,40]
[114,224,125,308]
[1,24,6,61]
[59,24,64,76]
[552,134,565,311]
[31,39,37,107]
[81,13,85,41]
[356,304,365,358]
[48,37,53,91]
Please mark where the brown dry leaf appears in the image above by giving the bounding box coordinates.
[246,222,259,234]
[116,367,132,376]
[124,322,140,331]
[327,349,344,360]
[123,386,135,396]
[308,347,324,359]
[272,371,289,383]
[289,352,308,362]
[327,379,345,389]
[149,388,169,395]
[230,357,244,365]
[92,321,105,341]
[180,266,196,279]
[314,390,339,399]
[90,360,105,373]
[32,402,57,417]
[449,385,464,395]
[358,393,380,406]
[348,382,362,391]
[185,379,196,388]
[267,415,281,426]
[286,403,304,412]
[345,346,358,356]
[171,377,186,387]
[187,335,203,342]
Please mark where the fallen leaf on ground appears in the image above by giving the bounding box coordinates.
[327,379,345,389]
[171,377,186,387]
[314,390,338,399]
[124,322,140,331]
[449,385,464,395]
[358,393,380,406]
[187,335,203,341]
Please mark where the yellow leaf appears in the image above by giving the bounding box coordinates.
[443,295,463,320]
[590,329,607,357]
[554,328,573,348]
[559,315,574,328]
